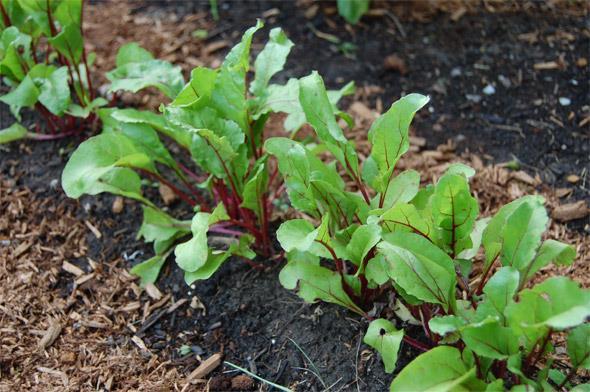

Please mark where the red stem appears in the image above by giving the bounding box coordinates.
[0,2,11,27]
[403,335,430,352]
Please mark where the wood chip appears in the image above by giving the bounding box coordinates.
[450,6,467,22]
[186,353,222,382]
[409,136,427,147]
[131,335,150,353]
[13,241,32,258]
[37,367,68,386]
[383,54,407,74]
[38,321,62,350]
[84,220,102,239]
[167,298,189,314]
[204,40,229,56]
[552,201,590,222]
[349,102,377,122]
[511,170,538,186]
[112,196,124,214]
[158,184,178,206]
[62,261,84,276]
[74,273,95,285]
[555,188,573,198]
[576,57,588,68]
[144,283,163,300]
[121,302,141,312]
[566,174,580,184]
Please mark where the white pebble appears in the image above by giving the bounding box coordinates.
[559,97,571,106]
[483,84,496,95]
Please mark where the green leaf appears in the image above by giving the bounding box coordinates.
[191,128,241,180]
[299,71,347,144]
[363,319,404,373]
[130,250,172,286]
[480,267,520,319]
[241,158,269,220]
[482,195,544,269]
[378,202,434,241]
[462,319,519,359]
[66,97,107,118]
[279,252,364,315]
[48,23,83,63]
[432,173,479,257]
[457,217,489,259]
[0,74,39,120]
[114,107,191,148]
[174,208,228,273]
[501,199,548,271]
[568,324,590,370]
[378,169,420,210]
[0,26,32,81]
[506,277,590,350]
[107,56,184,98]
[368,93,429,193]
[36,65,70,115]
[429,315,466,337]
[61,133,154,202]
[390,346,479,392]
[171,66,217,108]
[523,239,575,283]
[0,122,27,144]
[54,0,82,27]
[250,27,293,97]
[115,42,154,67]
[337,0,369,24]
[184,250,231,285]
[379,232,456,311]
[276,219,321,254]
[346,224,381,266]
[137,206,189,252]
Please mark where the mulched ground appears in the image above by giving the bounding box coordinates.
[1,1,589,391]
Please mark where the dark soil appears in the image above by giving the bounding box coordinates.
[2,1,589,390]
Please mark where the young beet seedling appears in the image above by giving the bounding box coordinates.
[61,21,353,286]
[0,0,105,143]
[269,72,589,390]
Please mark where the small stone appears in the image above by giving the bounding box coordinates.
[566,174,580,184]
[483,84,496,95]
[231,375,255,390]
[558,97,571,106]
[466,94,482,103]
[576,57,588,68]
[112,196,124,214]
[159,183,178,205]
[49,179,59,189]
[498,75,511,88]
[450,67,462,77]
[383,54,408,75]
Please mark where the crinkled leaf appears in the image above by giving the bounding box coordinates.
[457,217,489,259]
[171,66,217,108]
[378,202,434,241]
[377,169,420,210]
[0,74,39,120]
[363,319,403,373]
[36,65,70,115]
[241,158,268,220]
[462,319,519,359]
[48,23,83,63]
[479,266,520,320]
[137,206,189,248]
[429,315,466,337]
[523,239,575,283]
[130,249,172,286]
[115,42,154,67]
[346,224,381,266]
[184,250,231,285]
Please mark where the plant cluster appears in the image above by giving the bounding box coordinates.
[61,21,353,286]
[269,74,589,390]
[4,6,581,387]
[0,0,104,143]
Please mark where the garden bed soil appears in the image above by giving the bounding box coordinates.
[1,1,589,390]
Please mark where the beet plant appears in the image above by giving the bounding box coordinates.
[0,0,104,143]
[269,72,589,389]
[61,21,353,286]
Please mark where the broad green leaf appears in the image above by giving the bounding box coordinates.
[457,217,489,259]
[299,71,347,144]
[190,128,241,180]
[378,169,420,210]
[506,277,590,350]
[171,66,217,108]
[379,202,434,241]
[0,26,32,81]
[61,133,153,202]
[0,74,39,120]
[363,319,403,373]
[114,107,191,148]
[264,137,310,185]
[184,250,231,285]
[115,42,154,67]
[482,195,544,269]
[462,319,519,359]
[365,254,389,285]
[432,173,479,257]
[368,94,429,193]
[379,232,456,311]
[523,239,575,283]
[48,23,83,63]
[480,267,520,319]
[276,219,325,257]
[501,199,548,271]
[130,249,172,286]
[429,315,466,337]
[66,97,107,118]
[36,65,70,115]
[54,0,82,27]
[174,206,228,273]
[107,58,184,98]
[337,0,369,24]
[568,324,590,370]
[0,122,27,144]
[279,253,363,315]
[250,27,293,97]
[571,385,590,392]
[137,206,189,250]
[241,158,269,220]
[346,224,381,266]
[445,163,476,179]
[390,346,479,392]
